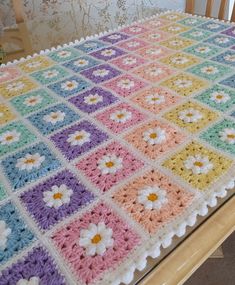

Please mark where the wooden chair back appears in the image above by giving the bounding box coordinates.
[186,0,235,22]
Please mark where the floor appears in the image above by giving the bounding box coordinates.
[185,232,235,285]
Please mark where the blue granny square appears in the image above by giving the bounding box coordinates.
[1,143,61,190]
[204,34,235,48]
[0,202,35,265]
[74,40,108,53]
[47,47,81,63]
[48,76,90,98]
[63,56,100,73]
[211,50,235,67]
[198,20,228,33]
[27,103,80,135]
[220,74,235,89]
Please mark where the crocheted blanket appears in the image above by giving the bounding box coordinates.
[0,10,235,285]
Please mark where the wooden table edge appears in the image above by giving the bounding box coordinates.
[141,195,235,285]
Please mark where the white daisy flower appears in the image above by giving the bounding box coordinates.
[143,127,166,145]
[57,50,71,58]
[137,186,168,210]
[43,184,73,209]
[17,277,40,285]
[145,93,165,105]
[215,37,229,44]
[210,91,230,103]
[171,56,189,65]
[74,59,89,67]
[174,79,192,88]
[147,67,163,77]
[110,109,132,123]
[169,39,183,46]
[168,26,182,32]
[43,110,65,125]
[185,19,197,25]
[67,130,91,146]
[224,54,235,62]
[201,65,219,75]
[6,81,25,92]
[195,46,211,54]
[26,61,41,69]
[61,80,78,91]
[122,57,137,65]
[101,49,116,57]
[0,71,9,79]
[43,70,59,79]
[166,14,178,20]
[207,23,220,29]
[149,33,161,39]
[0,130,21,145]
[79,222,114,256]
[191,31,204,37]
[23,95,42,107]
[108,34,121,40]
[84,93,103,105]
[127,41,140,48]
[129,26,142,33]
[184,154,213,174]
[117,78,135,89]
[149,20,162,27]
[219,128,235,144]
[146,48,162,55]
[179,108,203,123]
[16,153,45,171]
[97,154,123,174]
[92,69,110,77]
[0,220,11,250]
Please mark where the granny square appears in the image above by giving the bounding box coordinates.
[20,170,95,230]
[48,75,90,98]
[90,46,126,61]
[0,103,16,126]
[121,24,149,35]
[180,28,213,41]
[99,32,130,44]
[10,89,56,116]
[159,12,186,22]
[113,169,194,233]
[0,247,66,285]
[47,47,81,63]
[0,66,21,83]
[110,54,147,71]
[17,56,54,73]
[50,120,109,160]
[95,102,147,134]
[80,64,121,84]
[136,45,173,60]
[52,203,140,284]
[1,143,61,190]
[177,17,207,27]
[221,26,235,38]
[74,40,108,53]
[0,202,35,265]
[160,23,190,34]
[144,18,170,29]
[139,31,171,42]
[184,43,221,59]
[220,74,235,89]
[204,34,235,48]
[0,121,37,157]
[27,103,80,135]
[76,142,144,192]
[69,87,118,114]
[211,50,235,67]
[63,55,100,73]
[117,38,148,51]
[198,20,228,32]
[160,36,195,50]
[160,52,201,69]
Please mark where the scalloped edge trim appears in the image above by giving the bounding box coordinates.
[1,9,235,285]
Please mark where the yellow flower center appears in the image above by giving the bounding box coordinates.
[29,98,37,104]
[150,133,157,139]
[194,161,203,167]
[152,97,159,101]
[67,83,74,88]
[6,135,13,141]
[186,113,193,117]
[91,234,102,244]
[216,94,223,99]
[227,134,235,139]
[147,193,158,202]
[105,161,114,168]
[51,114,58,119]
[75,135,83,140]
[25,158,35,164]
[53,192,63,200]
[90,98,97,102]
[117,114,124,119]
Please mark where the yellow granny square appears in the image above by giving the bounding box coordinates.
[162,141,233,190]
[160,24,190,35]
[160,73,208,97]
[0,103,16,125]
[159,12,187,22]
[163,101,218,133]
[160,52,201,69]
[159,37,195,51]
[17,56,54,73]
[0,77,38,99]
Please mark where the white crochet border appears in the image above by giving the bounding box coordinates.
[1,9,235,285]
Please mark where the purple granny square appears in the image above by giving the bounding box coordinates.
[50,120,109,160]
[69,87,119,114]
[0,247,65,285]
[80,64,121,84]
[99,32,130,44]
[20,170,95,230]
[90,46,126,61]
[222,27,235,38]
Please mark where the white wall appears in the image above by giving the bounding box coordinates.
[154,0,185,11]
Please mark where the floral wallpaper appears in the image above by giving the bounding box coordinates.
[0,0,185,52]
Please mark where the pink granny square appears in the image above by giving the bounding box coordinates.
[95,102,147,133]
[138,31,171,43]
[144,18,170,29]
[136,45,173,60]
[102,74,148,97]
[52,203,140,284]
[117,38,148,51]
[131,87,182,114]
[110,54,147,71]
[132,63,176,83]
[121,24,149,35]
[0,66,21,83]
[76,142,145,192]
